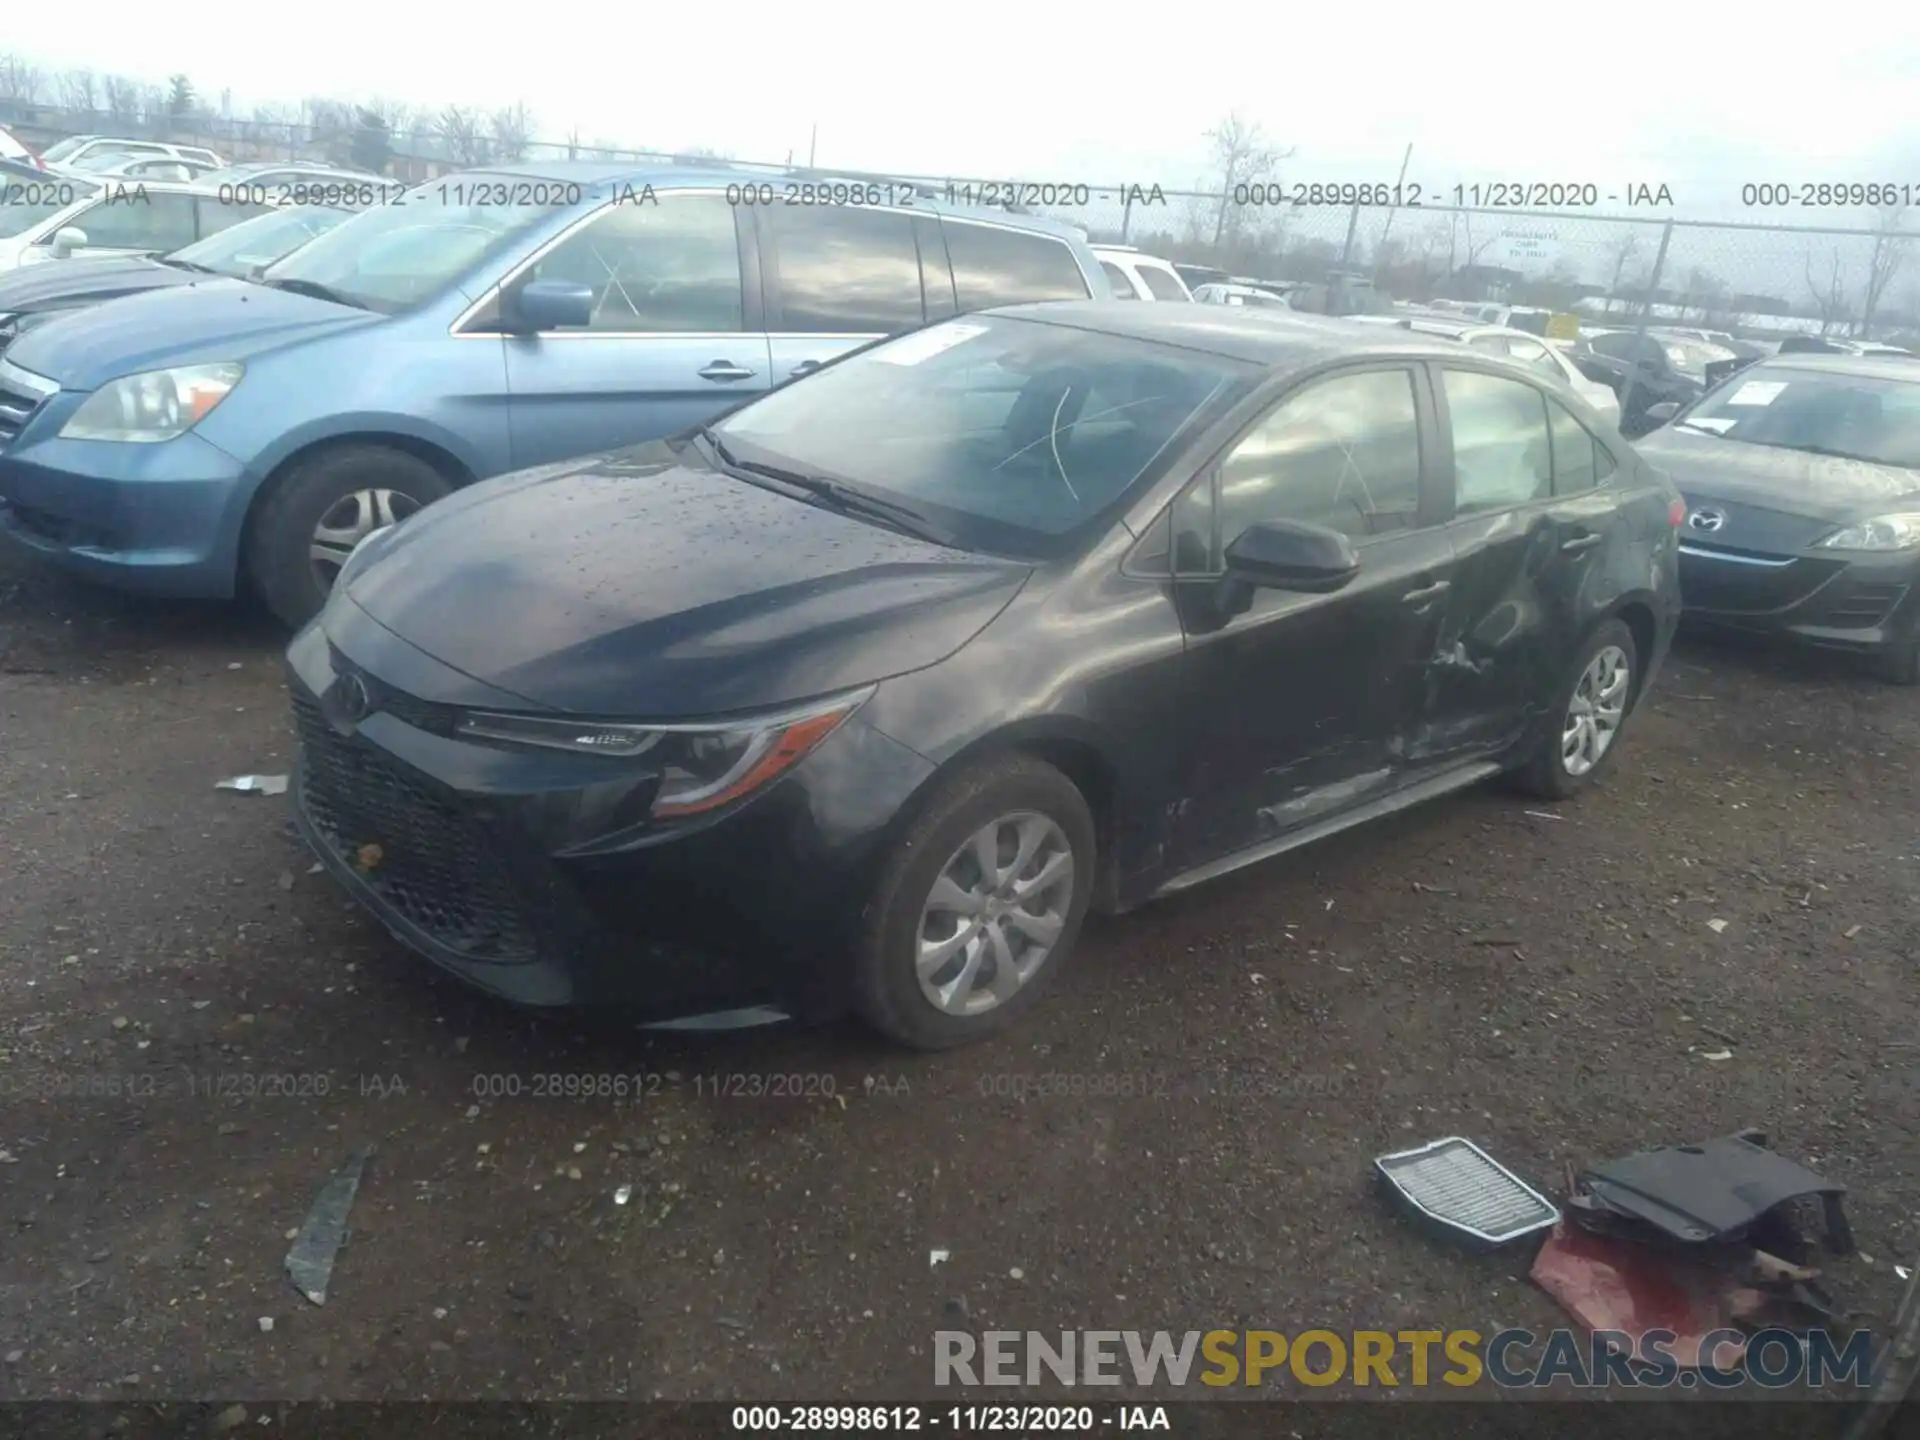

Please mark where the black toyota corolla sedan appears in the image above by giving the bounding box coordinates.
[1636,354,1920,682]
[286,303,1682,1048]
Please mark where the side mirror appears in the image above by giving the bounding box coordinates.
[50,226,89,258]
[1223,520,1360,593]
[1642,401,1681,427]
[511,279,595,332]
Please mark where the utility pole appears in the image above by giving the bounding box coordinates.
[808,123,817,168]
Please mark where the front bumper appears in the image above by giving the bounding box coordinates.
[0,383,253,597]
[1677,541,1920,655]
[284,620,936,1019]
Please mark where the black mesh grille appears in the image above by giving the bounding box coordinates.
[293,696,537,960]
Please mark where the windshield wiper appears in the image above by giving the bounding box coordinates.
[262,276,367,310]
[702,433,957,547]
[1672,420,1724,436]
[159,257,218,274]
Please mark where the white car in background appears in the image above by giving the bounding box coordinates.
[0,176,274,272]
[0,126,39,167]
[1092,245,1193,301]
[38,135,225,175]
[71,155,224,184]
[1191,281,1292,309]
[1351,313,1622,423]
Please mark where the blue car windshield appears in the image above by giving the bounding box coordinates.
[168,205,352,276]
[714,314,1255,558]
[260,187,557,313]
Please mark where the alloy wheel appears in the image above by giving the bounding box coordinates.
[1562,644,1631,777]
[309,488,421,593]
[916,812,1076,1017]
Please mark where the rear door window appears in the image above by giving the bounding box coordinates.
[1137,265,1188,301]
[942,220,1091,310]
[1100,259,1140,298]
[1442,368,1553,513]
[764,205,924,333]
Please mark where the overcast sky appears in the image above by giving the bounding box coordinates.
[9,3,1920,208]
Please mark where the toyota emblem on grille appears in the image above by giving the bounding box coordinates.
[336,673,373,723]
[1687,507,1728,533]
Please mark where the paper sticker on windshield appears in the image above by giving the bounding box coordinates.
[874,322,989,366]
[1726,380,1787,406]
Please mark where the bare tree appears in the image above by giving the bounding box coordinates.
[103,74,142,127]
[565,126,582,161]
[0,55,44,105]
[489,102,534,162]
[1203,112,1293,250]
[1859,204,1913,340]
[137,83,166,124]
[1604,229,1643,297]
[1804,246,1850,335]
[436,106,488,166]
[58,68,98,114]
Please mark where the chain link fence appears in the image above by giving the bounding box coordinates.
[7,102,1918,342]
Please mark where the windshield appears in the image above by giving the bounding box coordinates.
[260,186,558,313]
[0,180,95,238]
[168,205,352,276]
[1679,365,1920,468]
[38,137,87,162]
[713,315,1255,558]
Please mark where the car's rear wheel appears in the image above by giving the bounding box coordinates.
[853,754,1096,1050]
[1516,618,1639,800]
[247,445,454,629]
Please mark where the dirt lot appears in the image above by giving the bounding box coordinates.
[1,542,1916,1423]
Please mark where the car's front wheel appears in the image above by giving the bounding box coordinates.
[1516,618,1639,800]
[247,445,455,629]
[854,754,1096,1050]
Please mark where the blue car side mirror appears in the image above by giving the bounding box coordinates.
[513,280,595,332]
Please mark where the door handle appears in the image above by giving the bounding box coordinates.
[789,360,822,379]
[698,360,758,382]
[1560,533,1604,554]
[1401,580,1452,606]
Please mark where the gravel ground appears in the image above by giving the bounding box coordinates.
[1,545,1916,1425]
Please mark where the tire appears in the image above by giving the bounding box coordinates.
[1873,637,1920,686]
[246,445,455,629]
[1515,618,1640,801]
[853,754,1097,1051]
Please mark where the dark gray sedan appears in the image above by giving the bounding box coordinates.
[1638,353,1920,681]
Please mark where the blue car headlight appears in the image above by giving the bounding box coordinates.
[59,363,244,443]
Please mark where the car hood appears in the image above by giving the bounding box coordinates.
[341,446,1034,718]
[1,278,380,388]
[1637,424,1920,523]
[0,254,187,316]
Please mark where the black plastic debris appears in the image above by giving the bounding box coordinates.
[285,1147,371,1305]
[1374,1136,1560,1247]
[1568,1129,1853,1255]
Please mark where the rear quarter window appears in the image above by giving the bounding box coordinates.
[943,220,1091,311]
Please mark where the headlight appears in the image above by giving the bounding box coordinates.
[454,688,874,818]
[1817,513,1920,551]
[59,363,243,443]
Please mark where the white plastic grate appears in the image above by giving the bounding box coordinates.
[1375,1136,1559,1244]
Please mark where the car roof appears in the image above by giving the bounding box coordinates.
[982,299,1466,366]
[1743,353,1920,382]
[444,162,1091,242]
